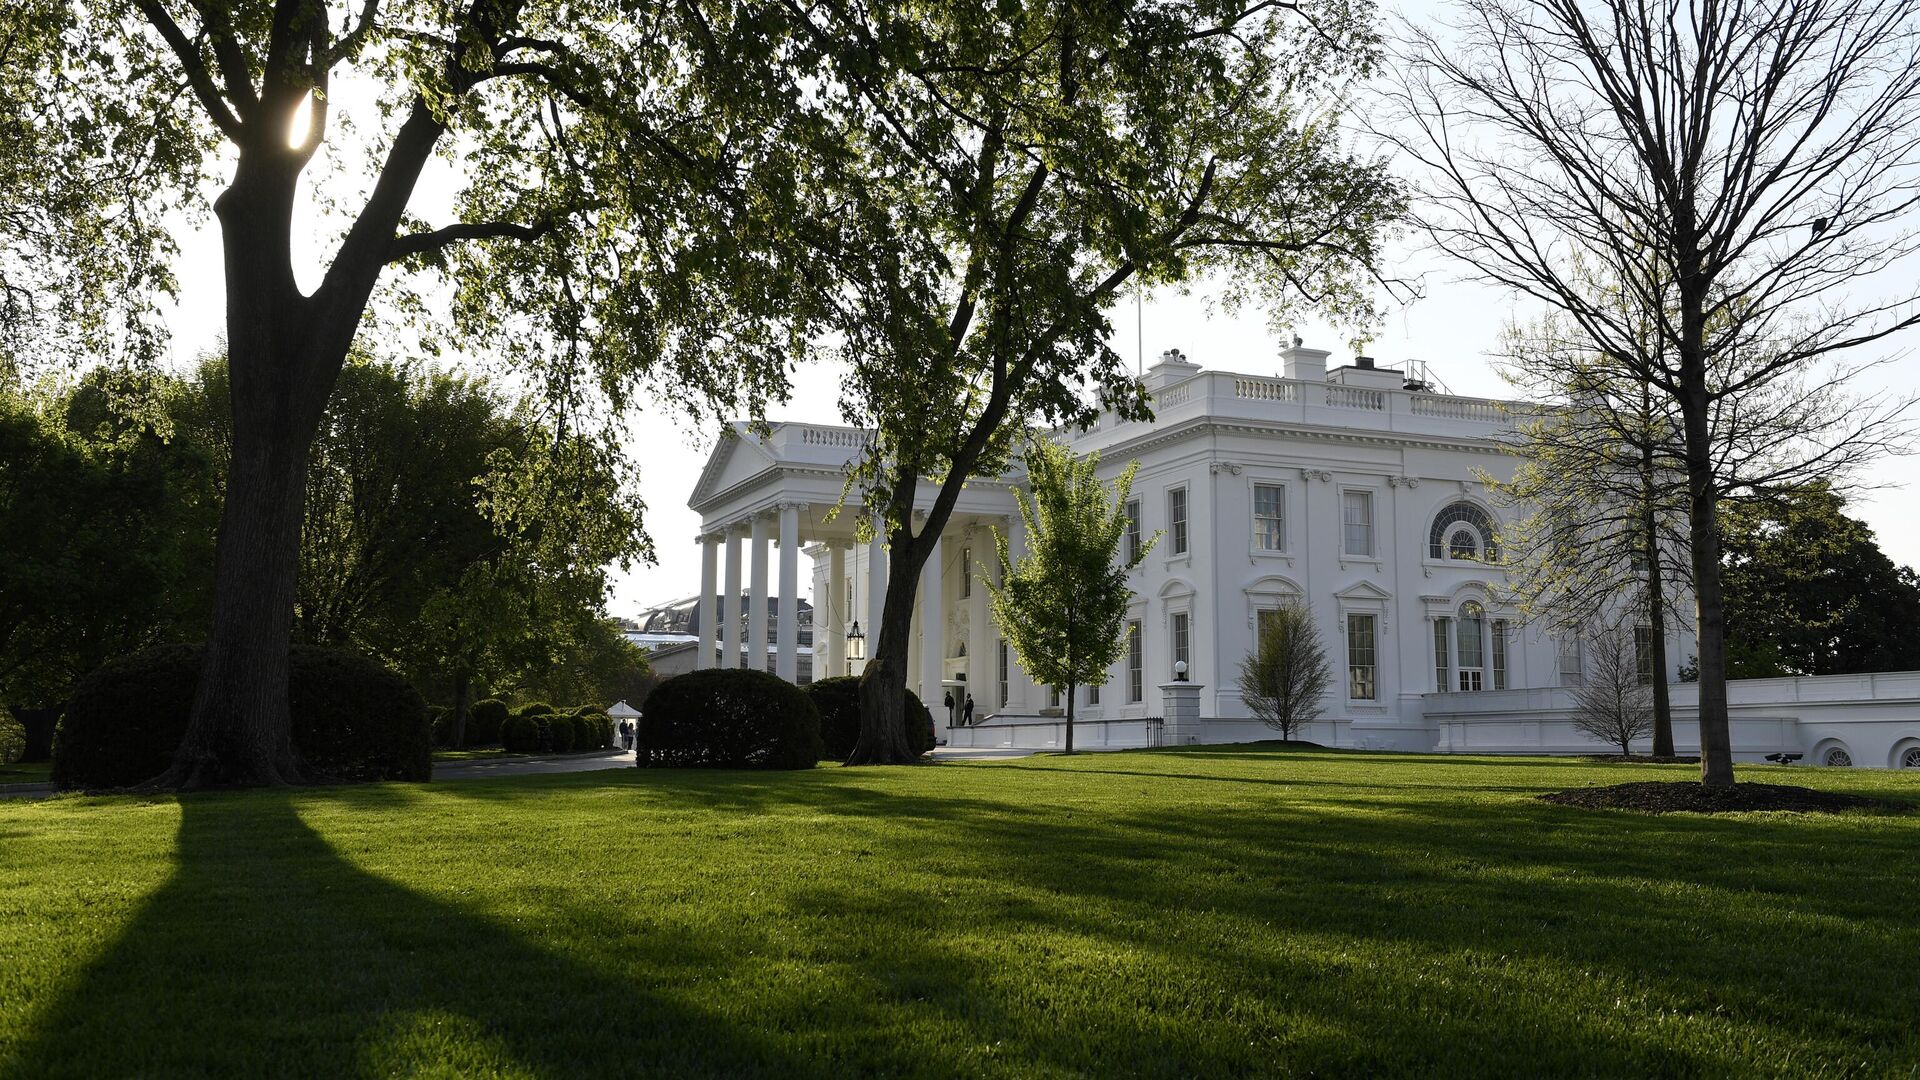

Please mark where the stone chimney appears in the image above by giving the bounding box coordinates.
[1282,339,1331,382]
[1144,347,1202,391]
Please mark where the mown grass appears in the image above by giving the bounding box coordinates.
[0,762,50,784]
[1,747,1916,1078]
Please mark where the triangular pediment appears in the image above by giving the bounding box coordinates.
[689,423,779,511]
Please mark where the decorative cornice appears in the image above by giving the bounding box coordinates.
[1300,468,1333,482]
[1387,475,1421,488]
[1209,460,1244,475]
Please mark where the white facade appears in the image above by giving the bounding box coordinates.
[683,343,1920,767]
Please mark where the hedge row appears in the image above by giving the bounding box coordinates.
[500,710,613,754]
[637,668,821,770]
[51,643,429,789]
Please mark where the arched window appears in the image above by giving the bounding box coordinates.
[1429,502,1500,561]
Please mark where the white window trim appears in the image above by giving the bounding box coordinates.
[1336,593,1391,710]
[1122,608,1147,714]
[1247,477,1292,561]
[1338,485,1381,565]
[1166,484,1191,560]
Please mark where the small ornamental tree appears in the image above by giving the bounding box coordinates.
[987,440,1151,755]
[1571,623,1656,756]
[1237,603,1332,742]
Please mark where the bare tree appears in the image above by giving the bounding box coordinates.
[1237,604,1332,743]
[1387,0,1920,786]
[1571,623,1656,755]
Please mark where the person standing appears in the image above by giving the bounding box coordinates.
[963,693,975,727]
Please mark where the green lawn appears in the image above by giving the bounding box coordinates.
[2,747,1916,1078]
[0,761,50,785]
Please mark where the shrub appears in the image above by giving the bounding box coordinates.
[0,711,24,766]
[570,704,603,718]
[500,713,542,753]
[570,713,605,750]
[516,701,557,718]
[637,668,822,769]
[51,643,429,789]
[804,676,935,760]
[547,714,577,753]
[467,699,509,746]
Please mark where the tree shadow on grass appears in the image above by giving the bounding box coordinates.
[2,791,827,1080]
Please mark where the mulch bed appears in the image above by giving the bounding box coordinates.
[1539,781,1911,815]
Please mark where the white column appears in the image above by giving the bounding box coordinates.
[749,513,770,672]
[721,526,743,668]
[1003,513,1031,710]
[826,543,848,678]
[867,519,889,674]
[966,526,991,716]
[920,528,945,733]
[697,533,719,668]
[776,504,801,682]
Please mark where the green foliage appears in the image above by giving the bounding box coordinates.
[1721,484,1920,677]
[51,644,429,789]
[0,377,217,711]
[988,441,1151,716]
[547,716,578,754]
[517,703,557,718]
[1237,604,1333,741]
[637,669,823,770]
[0,711,24,766]
[500,715,543,754]
[804,676,933,760]
[466,699,510,746]
[427,706,453,747]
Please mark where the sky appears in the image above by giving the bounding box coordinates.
[150,8,1920,621]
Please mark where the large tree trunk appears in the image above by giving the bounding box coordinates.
[1678,302,1735,788]
[849,537,924,765]
[451,672,471,750]
[1064,681,1076,754]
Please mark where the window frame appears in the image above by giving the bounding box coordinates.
[1167,485,1189,556]
[1341,488,1376,558]
[1126,619,1144,703]
[1347,613,1378,702]
[1124,499,1142,563]
[1252,481,1287,553]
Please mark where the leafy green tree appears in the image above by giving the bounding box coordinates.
[0,376,218,758]
[1237,603,1332,743]
[799,0,1405,762]
[22,0,829,787]
[1721,484,1920,678]
[986,440,1150,755]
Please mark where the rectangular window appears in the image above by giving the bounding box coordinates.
[1049,685,1061,709]
[1172,611,1191,675]
[998,639,1009,707]
[1559,636,1585,687]
[1255,607,1280,639]
[1127,620,1144,702]
[1169,487,1189,555]
[1088,682,1100,706]
[1125,499,1142,562]
[1342,490,1374,557]
[1635,626,1654,685]
[1253,483,1286,551]
[1492,619,1509,690]
[1347,614,1377,701]
[961,547,971,598]
[1434,617,1451,692]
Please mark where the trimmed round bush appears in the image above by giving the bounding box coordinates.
[637,668,823,769]
[0,711,24,766]
[51,643,429,789]
[517,701,556,718]
[467,698,509,745]
[501,713,542,753]
[804,676,935,760]
[568,713,600,750]
[547,714,577,753]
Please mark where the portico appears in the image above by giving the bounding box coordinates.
[687,421,1028,733]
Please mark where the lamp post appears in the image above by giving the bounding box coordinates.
[1174,659,1189,683]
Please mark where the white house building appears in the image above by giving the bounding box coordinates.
[678,342,1920,768]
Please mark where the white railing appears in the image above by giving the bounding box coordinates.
[1411,396,1505,423]
[1155,381,1194,409]
[798,426,868,448]
[1234,376,1301,402]
[1324,385,1386,411]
